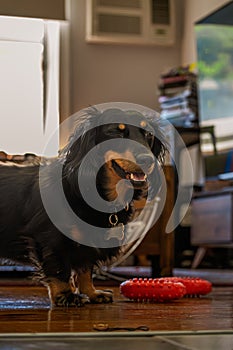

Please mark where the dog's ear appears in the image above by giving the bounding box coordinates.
[65,128,97,169]
[62,124,99,196]
[147,120,168,200]
[147,161,162,201]
[151,122,168,165]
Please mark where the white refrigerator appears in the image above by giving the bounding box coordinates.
[0,16,66,157]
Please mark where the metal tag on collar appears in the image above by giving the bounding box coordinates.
[109,213,118,227]
[105,223,125,241]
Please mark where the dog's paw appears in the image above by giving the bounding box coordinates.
[54,292,90,307]
[89,289,113,304]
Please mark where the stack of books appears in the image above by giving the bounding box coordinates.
[158,66,199,127]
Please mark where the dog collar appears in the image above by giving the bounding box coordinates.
[104,201,130,241]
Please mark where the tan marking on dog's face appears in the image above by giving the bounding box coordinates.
[104,150,136,164]
[104,150,144,175]
[102,150,148,202]
[103,163,130,202]
[118,123,126,131]
[140,120,147,128]
[134,198,147,210]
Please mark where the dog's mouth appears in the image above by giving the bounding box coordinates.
[111,160,147,185]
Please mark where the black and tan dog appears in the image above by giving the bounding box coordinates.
[0,108,166,307]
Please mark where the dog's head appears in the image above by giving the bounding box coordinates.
[62,107,167,210]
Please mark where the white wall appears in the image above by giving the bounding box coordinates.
[181,0,230,65]
[67,0,185,114]
[67,0,231,114]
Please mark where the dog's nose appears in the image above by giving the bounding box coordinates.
[136,153,155,172]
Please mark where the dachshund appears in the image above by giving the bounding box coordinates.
[0,107,167,307]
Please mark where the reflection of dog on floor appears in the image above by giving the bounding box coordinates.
[0,108,167,306]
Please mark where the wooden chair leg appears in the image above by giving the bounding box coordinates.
[191,247,207,269]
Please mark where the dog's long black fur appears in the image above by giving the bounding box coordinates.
[0,108,167,306]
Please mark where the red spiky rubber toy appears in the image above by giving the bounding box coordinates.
[120,278,186,302]
[120,277,212,302]
[163,277,212,296]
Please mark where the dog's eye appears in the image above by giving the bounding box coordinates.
[118,123,126,131]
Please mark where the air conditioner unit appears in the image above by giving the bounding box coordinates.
[86,0,175,46]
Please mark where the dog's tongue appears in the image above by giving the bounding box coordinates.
[130,173,146,182]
